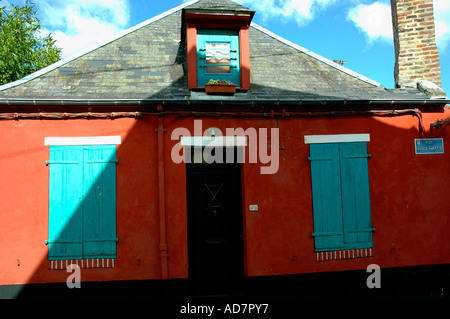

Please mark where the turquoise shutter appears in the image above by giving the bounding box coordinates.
[82,145,118,258]
[47,146,84,260]
[339,142,374,249]
[309,143,344,251]
[197,29,240,87]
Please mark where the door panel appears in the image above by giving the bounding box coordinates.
[187,163,244,296]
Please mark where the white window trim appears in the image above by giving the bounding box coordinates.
[181,136,247,147]
[45,136,121,146]
[304,134,370,144]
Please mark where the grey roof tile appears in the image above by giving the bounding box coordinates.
[185,0,253,13]
[0,0,443,106]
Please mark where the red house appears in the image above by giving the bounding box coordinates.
[0,0,449,300]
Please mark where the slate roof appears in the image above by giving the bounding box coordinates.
[185,0,253,13]
[0,0,447,108]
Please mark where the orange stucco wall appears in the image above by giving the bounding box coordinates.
[0,107,449,287]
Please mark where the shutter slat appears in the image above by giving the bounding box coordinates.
[311,232,343,237]
[348,228,375,233]
[46,161,79,164]
[84,238,119,242]
[46,240,82,244]
[343,154,371,159]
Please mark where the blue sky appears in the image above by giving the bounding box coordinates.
[2,0,449,94]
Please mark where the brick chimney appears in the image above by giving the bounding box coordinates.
[391,0,445,97]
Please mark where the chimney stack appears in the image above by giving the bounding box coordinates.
[391,0,445,97]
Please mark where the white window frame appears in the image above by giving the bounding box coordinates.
[45,136,121,146]
[304,134,370,144]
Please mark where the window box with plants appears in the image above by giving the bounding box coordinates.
[205,79,237,95]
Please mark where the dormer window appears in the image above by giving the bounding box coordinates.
[197,29,240,87]
[183,5,254,91]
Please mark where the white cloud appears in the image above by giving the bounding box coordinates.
[37,0,131,58]
[434,0,450,53]
[237,0,338,26]
[347,2,393,45]
[347,0,450,53]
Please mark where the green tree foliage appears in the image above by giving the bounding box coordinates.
[0,0,61,85]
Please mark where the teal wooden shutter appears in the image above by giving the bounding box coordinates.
[339,142,374,249]
[309,143,344,251]
[197,29,240,87]
[47,146,84,260]
[82,145,118,258]
[309,142,374,252]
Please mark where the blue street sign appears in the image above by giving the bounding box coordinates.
[415,138,444,154]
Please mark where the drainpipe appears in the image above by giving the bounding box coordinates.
[157,104,169,296]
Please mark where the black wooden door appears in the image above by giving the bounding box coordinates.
[186,163,244,296]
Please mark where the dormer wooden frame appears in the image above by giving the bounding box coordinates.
[186,13,251,91]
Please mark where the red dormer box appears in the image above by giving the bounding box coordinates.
[182,6,254,91]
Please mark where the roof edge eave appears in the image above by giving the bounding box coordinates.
[0,97,447,109]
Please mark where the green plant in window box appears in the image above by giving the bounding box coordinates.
[205,79,237,94]
[207,79,235,85]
